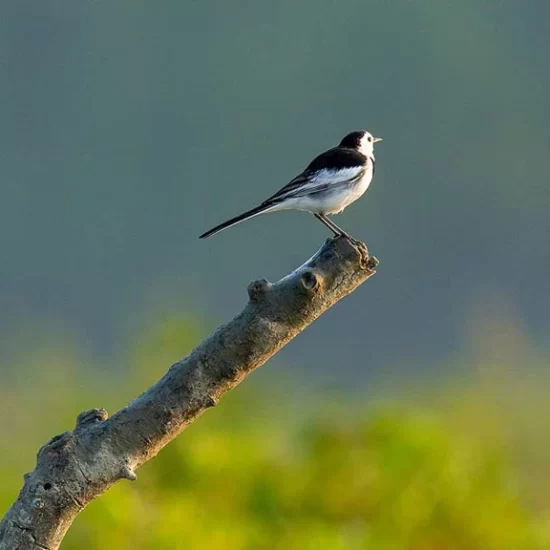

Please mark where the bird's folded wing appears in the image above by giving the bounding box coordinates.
[264,166,366,204]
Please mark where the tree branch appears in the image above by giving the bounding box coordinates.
[0,237,378,549]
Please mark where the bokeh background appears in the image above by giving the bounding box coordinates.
[1,0,550,548]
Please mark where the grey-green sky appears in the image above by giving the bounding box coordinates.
[1,0,549,380]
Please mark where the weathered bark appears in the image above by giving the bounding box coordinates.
[0,236,378,549]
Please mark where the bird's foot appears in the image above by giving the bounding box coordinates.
[333,231,357,245]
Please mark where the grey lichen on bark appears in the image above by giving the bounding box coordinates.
[0,236,378,550]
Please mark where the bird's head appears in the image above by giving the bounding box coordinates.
[339,130,382,158]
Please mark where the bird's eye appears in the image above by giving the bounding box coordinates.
[367,136,372,142]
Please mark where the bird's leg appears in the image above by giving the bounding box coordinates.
[315,213,353,240]
[314,213,340,236]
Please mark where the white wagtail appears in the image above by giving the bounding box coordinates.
[199,130,382,240]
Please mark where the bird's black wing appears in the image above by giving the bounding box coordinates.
[262,147,367,205]
[305,147,367,172]
[262,171,314,204]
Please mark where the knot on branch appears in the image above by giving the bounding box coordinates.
[247,279,272,303]
[204,395,218,408]
[41,432,72,453]
[75,408,108,430]
[32,497,45,509]
[120,461,137,482]
[300,269,319,291]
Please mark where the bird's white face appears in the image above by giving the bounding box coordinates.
[359,131,382,158]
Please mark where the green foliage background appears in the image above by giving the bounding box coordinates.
[2,317,549,549]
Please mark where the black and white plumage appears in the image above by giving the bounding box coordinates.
[199,130,382,240]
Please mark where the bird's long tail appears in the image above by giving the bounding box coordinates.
[199,203,277,239]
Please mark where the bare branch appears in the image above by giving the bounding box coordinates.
[0,237,378,549]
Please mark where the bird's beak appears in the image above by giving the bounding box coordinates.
[373,137,383,143]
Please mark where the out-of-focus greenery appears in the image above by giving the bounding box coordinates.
[1,318,549,549]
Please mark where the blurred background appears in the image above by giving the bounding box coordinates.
[1,0,549,548]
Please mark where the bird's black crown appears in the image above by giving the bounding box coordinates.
[339,130,366,150]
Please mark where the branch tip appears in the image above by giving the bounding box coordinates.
[366,256,379,271]
[336,239,374,271]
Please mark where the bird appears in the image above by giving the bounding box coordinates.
[199,130,382,240]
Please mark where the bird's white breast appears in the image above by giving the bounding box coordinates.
[319,162,373,215]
